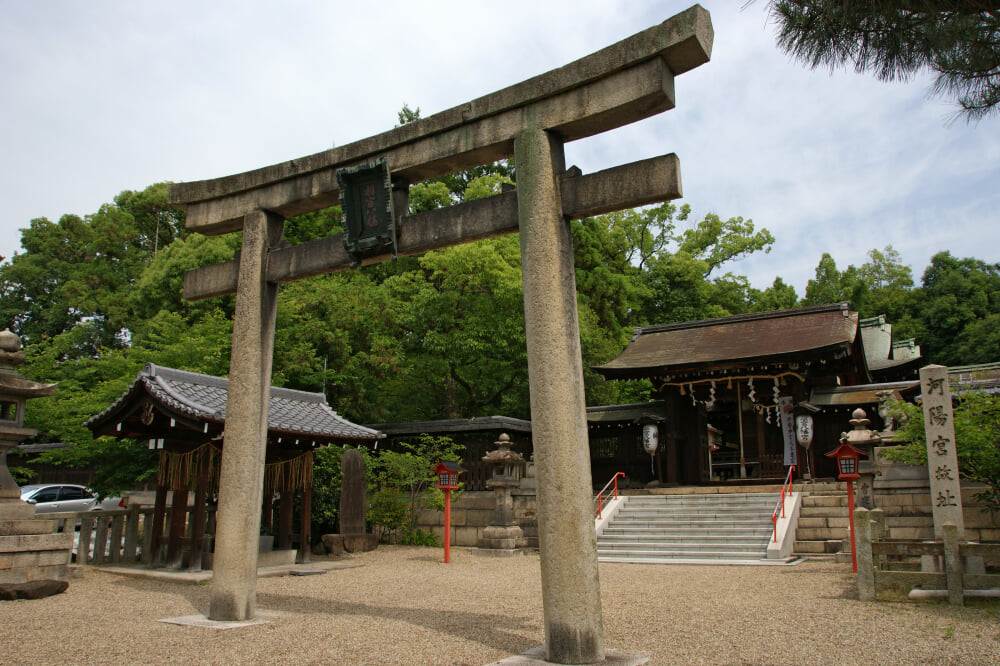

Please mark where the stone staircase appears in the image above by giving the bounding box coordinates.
[792,480,938,558]
[792,481,849,558]
[596,493,778,564]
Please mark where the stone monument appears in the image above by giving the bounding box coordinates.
[321,447,377,554]
[0,329,72,600]
[479,434,528,553]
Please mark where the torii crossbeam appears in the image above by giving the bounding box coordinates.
[168,6,712,663]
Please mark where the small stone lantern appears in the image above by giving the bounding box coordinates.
[478,433,527,552]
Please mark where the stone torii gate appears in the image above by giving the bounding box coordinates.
[169,6,712,663]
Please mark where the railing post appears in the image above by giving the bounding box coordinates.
[78,514,95,565]
[93,514,109,565]
[123,504,140,562]
[870,508,887,571]
[855,507,875,601]
[108,513,124,564]
[943,522,963,606]
[141,508,156,565]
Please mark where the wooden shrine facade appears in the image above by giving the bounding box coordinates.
[596,303,926,484]
[86,364,381,569]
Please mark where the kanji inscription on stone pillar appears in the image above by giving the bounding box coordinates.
[920,364,964,539]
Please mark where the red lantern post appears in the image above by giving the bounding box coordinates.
[825,443,867,573]
[431,461,465,563]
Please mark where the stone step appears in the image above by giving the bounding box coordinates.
[600,530,771,542]
[615,511,774,521]
[801,495,847,508]
[597,493,777,564]
[597,547,765,561]
[796,527,848,540]
[599,539,770,551]
[793,539,843,554]
[609,519,774,531]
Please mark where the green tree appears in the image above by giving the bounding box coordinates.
[750,276,799,312]
[767,0,1000,121]
[114,183,186,257]
[915,251,1000,364]
[802,252,868,309]
[20,309,234,497]
[639,207,775,323]
[368,434,463,544]
[884,392,1000,513]
[0,183,187,351]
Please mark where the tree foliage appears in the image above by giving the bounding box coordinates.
[767,0,1000,121]
[368,435,463,544]
[8,104,999,501]
[884,392,1000,513]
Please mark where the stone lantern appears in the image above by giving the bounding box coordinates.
[839,408,881,511]
[478,433,527,552]
[0,329,57,506]
[0,328,71,600]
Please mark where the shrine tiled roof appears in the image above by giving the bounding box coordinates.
[86,363,381,442]
[595,303,865,380]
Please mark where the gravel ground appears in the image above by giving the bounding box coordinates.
[2,547,999,665]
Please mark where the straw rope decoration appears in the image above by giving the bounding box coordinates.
[157,444,314,493]
[264,450,314,492]
[660,371,804,410]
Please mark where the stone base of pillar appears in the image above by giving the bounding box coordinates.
[0,499,73,600]
[486,645,650,665]
[478,524,527,550]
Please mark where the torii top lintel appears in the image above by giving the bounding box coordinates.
[167,6,713,236]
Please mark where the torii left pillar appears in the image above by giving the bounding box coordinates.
[209,210,283,621]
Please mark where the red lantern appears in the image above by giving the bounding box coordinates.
[430,461,465,563]
[825,443,868,572]
[825,443,865,481]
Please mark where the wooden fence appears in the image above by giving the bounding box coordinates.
[855,507,1000,605]
[45,505,216,567]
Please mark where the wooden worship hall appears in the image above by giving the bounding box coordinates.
[595,302,922,484]
[86,364,381,569]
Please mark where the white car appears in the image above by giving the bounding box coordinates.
[20,484,122,513]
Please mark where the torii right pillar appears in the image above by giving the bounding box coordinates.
[517,128,603,664]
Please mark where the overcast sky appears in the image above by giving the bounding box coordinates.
[2,1,998,298]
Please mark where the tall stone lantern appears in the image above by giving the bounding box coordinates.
[0,329,71,600]
[0,330,57,504]
[840,408,881,511]
[478,433,527,552]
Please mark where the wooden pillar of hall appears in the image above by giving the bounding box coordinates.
[296,453,313,563]
[756,410,767,479]
[277,490,294,550]
[515,128,604,664]
[209,210,283,622]
[188,449,211,571]
[150,473,168,567]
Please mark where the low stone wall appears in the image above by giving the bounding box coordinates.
[874,451,1000,542]
[417,491,538,548]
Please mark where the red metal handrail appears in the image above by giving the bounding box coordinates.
[594,472,625,519]
[771,465,796,542]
